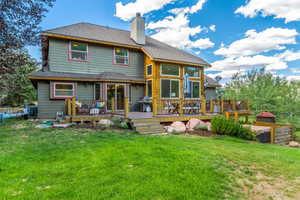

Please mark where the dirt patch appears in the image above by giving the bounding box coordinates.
[237,171,300,200]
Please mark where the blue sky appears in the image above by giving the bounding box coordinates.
[28,0,300,82]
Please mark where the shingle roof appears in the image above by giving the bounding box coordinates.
[204,76,221,87]
[30,71,145,83]
[43,22,210,66]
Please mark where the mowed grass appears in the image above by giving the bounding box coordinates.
[0,120,300,200]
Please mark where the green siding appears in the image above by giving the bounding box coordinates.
[130,85,144,111]
[37,81,95,119]
[48,38,144,77]
[205,88,217,100]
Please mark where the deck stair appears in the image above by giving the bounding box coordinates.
[130,118,165,134]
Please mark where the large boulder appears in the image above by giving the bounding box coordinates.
[99,119,112,127]
[289,141,300,148]
[169,121,186,133]
[186,118,209,131]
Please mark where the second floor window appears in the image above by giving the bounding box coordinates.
[70,41,88,61]
[114,48,129,65]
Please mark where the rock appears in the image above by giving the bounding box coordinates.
[288,141,300,148]
[206,122,211,131]
[99,119,112,127]
[186,118,208,131]
[170,121,186,133]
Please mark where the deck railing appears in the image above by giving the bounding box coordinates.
[152,98,250,116]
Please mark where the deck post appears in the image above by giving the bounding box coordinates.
[152,97,157,117]
[234,112,239,121]
[270,127,275,144]
[225,112,230,120]
[111,98,115,114]
[210,99,214,113]
[221,99,224,113]
[201,97,206,114]
[124,97,129,118]
[179,98,183,116]
[67,99,72,116]
[71,97,76,116]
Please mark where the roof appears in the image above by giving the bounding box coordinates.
[256,112,276,118]
[43,22,210,67]
[204,76,221,87]
[29,71,145,83]
[30,71,219,88]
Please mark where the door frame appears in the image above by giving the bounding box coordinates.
[106,83,126,111]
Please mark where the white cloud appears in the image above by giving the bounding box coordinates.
[278,50,300,62]
[169,0,207,14]
[235,0,300,23]
[210,55,288,72]
[148,11,214,50]
[287,76,300,81]
[115,0,174,21]
[291,68,300,73]
[209,24,216,32]
[214,28,298,57]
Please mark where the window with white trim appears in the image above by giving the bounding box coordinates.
[69,41,88,61]
[51,82,76,99]
[114,48,129,65]
[184,81,200,98]
[146,64,152,76]
[161,79,179,98]
[160,63,179,76]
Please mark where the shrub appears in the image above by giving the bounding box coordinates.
[119,122,129,129]
[111,117,122,127]
[211,116,255,140]
[195,125,208,131]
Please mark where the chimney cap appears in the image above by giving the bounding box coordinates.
[136,12,141,17]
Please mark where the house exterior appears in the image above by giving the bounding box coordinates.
[30,13,220,119]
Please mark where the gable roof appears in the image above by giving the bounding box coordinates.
[204,76,221,87]
[42,22,210,67]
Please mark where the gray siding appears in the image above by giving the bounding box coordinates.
[130,85,144,111]
[48,38,144,77]
[205,88,217,100]
[37,81,94,119]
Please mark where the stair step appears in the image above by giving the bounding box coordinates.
[139,129,166,135]
[132,121,160,125]
[131,118,158,122]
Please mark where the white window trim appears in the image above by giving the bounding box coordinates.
[146,64,152,76]
[69,41,88,61]
[51,82,76,99]
[146,79,152,98]
[113,47,129,65]
[160,78,180,99]
[184,66,201,78]
[160,64,180,77]
[184,80,201,99]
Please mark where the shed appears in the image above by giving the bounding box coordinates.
[256,112,276,123]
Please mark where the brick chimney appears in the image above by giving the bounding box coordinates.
[130,13,145,45]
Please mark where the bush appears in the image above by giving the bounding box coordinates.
[211,116,255,140]
[195,125,208,131]
[119,122,129,129]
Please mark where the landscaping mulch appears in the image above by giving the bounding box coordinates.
[188,130,218,137]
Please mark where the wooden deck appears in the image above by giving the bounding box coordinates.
[68,110,251,123]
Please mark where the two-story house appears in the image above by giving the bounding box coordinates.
[30,13,222,120]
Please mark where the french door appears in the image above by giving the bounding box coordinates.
[107,84,125,111]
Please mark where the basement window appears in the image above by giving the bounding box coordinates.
[114,48,129,65]
[51,82,76,99]
[69,41,88,61]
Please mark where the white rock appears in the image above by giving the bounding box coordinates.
[289,141,300,148]
[186,118,201,131]
[99,119,112,126]
[170,121,186,133]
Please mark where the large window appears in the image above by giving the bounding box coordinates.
[161,79,179,98]
[184,81,200,98]
[69,41,88,61]
[184,66,200,77]
[146,80,152,97]
[51,82,76,99]
[161,64,179,76]
[114,48,129,65]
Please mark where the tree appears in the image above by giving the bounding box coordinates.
[222,69,300,127]
[0,0,55,105]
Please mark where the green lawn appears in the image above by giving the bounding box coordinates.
[1,120,300,200]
